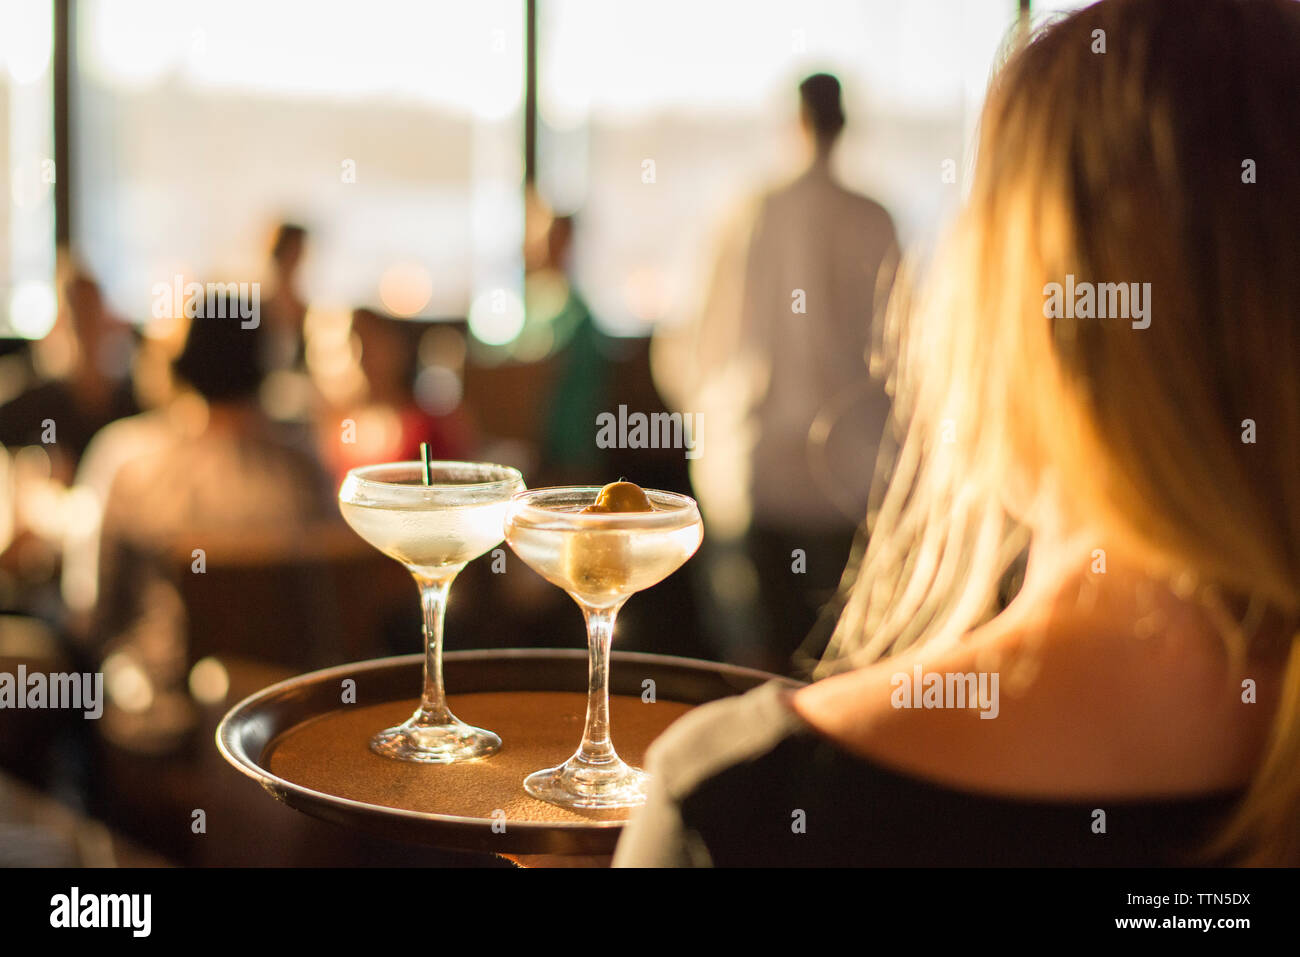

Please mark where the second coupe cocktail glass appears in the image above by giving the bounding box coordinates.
[339,461,524,763]
[504,486,703,808]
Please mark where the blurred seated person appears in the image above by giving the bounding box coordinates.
[93,288,336,748]
[617,0,1300,866]
[322,308,475,481]
[60,323,204,630]
[0,266,137,482]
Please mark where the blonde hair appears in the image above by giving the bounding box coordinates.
[820,0,1300,865]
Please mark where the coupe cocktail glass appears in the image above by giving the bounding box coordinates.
[504,487,703,808]
[339,461,525,763]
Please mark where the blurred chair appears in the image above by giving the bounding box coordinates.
[0,769,169,867]
[0,615,74,782]
[86,523,443,865]
[90,521,408,780]
[173,521,410,671]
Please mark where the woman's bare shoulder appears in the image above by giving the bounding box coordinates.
[791,617,1277,800]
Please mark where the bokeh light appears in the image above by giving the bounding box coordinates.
[378,262,434,318]
[467,287,525,345]
[8,280,57,339]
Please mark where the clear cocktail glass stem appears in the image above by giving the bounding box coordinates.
[574,602,620,768]
[523,598,647,807]
[413,571,456,726]
[369,566,502,763]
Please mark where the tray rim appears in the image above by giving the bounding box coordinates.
[216,649,802,852]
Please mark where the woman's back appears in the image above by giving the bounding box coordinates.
[616,559,1278,866]
[614,683,1241,867]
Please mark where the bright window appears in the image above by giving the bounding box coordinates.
[0,0,56,340]
[73,0,525,323]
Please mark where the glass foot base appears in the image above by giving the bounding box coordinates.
[524,758,648,809]
[369,714,501,764]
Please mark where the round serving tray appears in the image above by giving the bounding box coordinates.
[216,649,799,855]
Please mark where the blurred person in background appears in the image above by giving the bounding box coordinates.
[654,72,897,675]
[322,308,476,481]
[94,289,335,748]
[529,199,619,485]
[619,0,1300,866]
[260,222,310,375]
[0,265,139,620]
[0,266,138,482]
[258,222,325,432]
[60,317,202,633]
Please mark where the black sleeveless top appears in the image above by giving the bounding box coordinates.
[612,681,1241,867]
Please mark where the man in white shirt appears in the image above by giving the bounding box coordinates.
[655,73,898,674]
